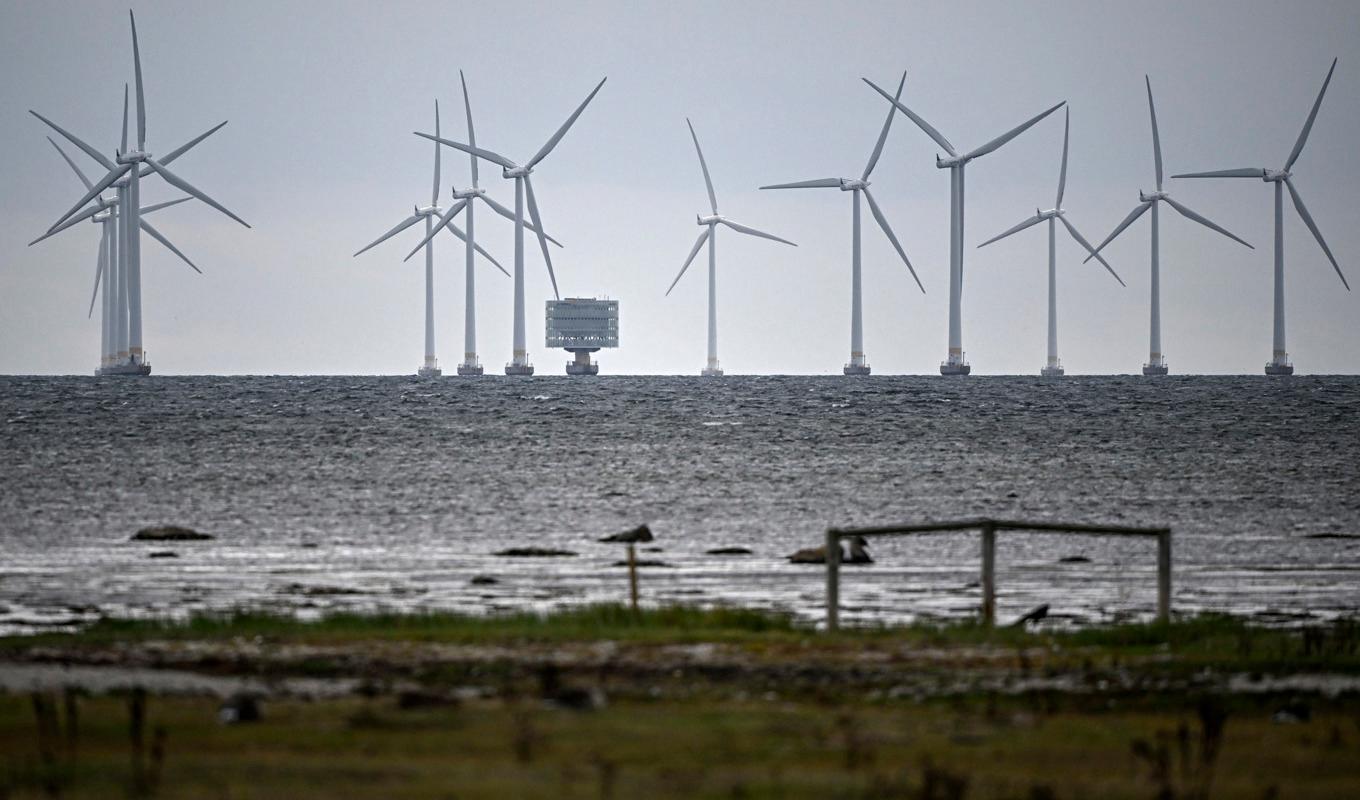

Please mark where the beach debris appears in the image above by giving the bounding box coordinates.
[599,524,653,543]
[1010,604,1050,628]
[471,575,499,585]
[1058,555,1091,563]
[789,535,872,564]
[707,546,753,555]
[132,525,213,541]
[611,559,672,568]
[147,551,179,559]
[495,548,578,557]
[218,693,262,724]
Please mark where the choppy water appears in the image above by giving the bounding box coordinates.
[1,375,1357,633]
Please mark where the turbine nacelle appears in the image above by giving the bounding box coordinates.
[414,204,442,218]
[503,165,531,179]
[92,209,114,223]
[452,187,484,200]
[115,149,148,165]
[936,153,968,169]
[839,178,868,191]
[1037,208,1062,220]
[1139,190,1168,203]
[697,214,722,226]
[1263,169,1291,182]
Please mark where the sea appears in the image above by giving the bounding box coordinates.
[1,375,1357,634]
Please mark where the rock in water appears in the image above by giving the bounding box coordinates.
[132,526,213,541]
[599,524,654,543]
[470,575,499,585]
[494,548,577,558]
[707,547,753,555]
[1058,555,1091,564]
[147,551,179,559]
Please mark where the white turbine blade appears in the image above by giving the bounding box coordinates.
[120,84,129,154]
[402,201,468,262]
[862,77,957,157]
[29,111,115,170]
[977,213,1044,249]
[460,71,479,188]
[863,187,924,293]
[686,118,718,215]
[45,163,130,232]
[432,99,441,206]
[1171,167,1267,179]
[89,227,107,318]
[1146,76,1163,191]
[477,194,563,247]
[156,120,228,168]
[1055,107,1069,208]
[527,76,607,170]
[144,157,250,228]
[1286,177,1349,290]
[1059,215,1125,286]
[141,218,202,274]
[442,220,511,278]
[130,11,146,150]
[1286,58,1338,172]
[354,214,422,257]
[523,175,561,300]
[140,196,191,215]
[1162,195,1252,249]
[666,228,711,296]
[31,203,106,246]
[862,71,906,181]
[966,101,1066,160]
[47,137,95,192]
[1082,201,1151,263]
[414,132,516,170]
[759,178,842,190]
[718,218,796,247]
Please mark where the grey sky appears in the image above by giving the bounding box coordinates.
[1,0,1357,375]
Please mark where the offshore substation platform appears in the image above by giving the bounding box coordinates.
[545,298,619,375]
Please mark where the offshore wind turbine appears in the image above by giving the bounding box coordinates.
[1172,59,1349,376]
[865,77,1064,375]
[354,100,506,377]
[35,10,248,375]
[666,118,796,377]
[977,108,1124,377]
[1083,76,1253,376]
[416,76,607,375]
[762,73,923,376]
[402,72,559,376]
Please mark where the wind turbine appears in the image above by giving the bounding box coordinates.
[1172,59,1348,376]
[977,108,1125,377]
[401,72,560,376]
[353,100,506,378]
[1082,76,1253,376]
[415,76,607,375]
[865,77,1065,375]
[666,118,796,377]
[761,72,923,376]
[35,10,248,375]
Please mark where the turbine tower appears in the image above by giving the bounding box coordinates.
[354,100,506,377]
[666,118,796,377]
[1172,59,1349,376]
[402,73,560,376]
[762,73,923,376]
[416,77,607,375]
[865,77,1065,375]
[1083,76,1253,376]
[36,10,248,376]
[977,108,1124,377]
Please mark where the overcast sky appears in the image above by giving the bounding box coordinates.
[2,0,1357,375]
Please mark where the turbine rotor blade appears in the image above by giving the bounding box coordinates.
[31,203,104,246]
[523,175,560,300]
[130,10,146,150]
[1082,201,1151,263]
[45,163,130,232]
[153,120,229,169]
[759,178,842,190]
[1162,195,1252,249]
[144,157,250,228]
[140,196,191,215]
[666,227,711,296]
[717,218,795,246]
[47,137,95,192]
[1285,177,1349,290]
[686,118,718,215]
[402,201,467,262]
[862,71,906,181]
[354,214,422,257]
[414,132,516,169]
[432,99,441,206]
[1286,57,1338,172]
[460,70,478,187]
[527,76,607,169]
[29,111,115,170]
[89,226,107,318]
[1059,215,1124,286]
[977,213,1044,249]
[1055,107,1069,208]
[862,77,957,157]
[477,194,562,247]
[863,187,924,293]
[120,84,129,154]
[1146,76,1163,191]
[966,101,1066,160]
[441,220,510,278]
[140,218,202,274]
[1171,167,1267,179]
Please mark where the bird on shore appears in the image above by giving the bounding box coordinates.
[788,535,873,564]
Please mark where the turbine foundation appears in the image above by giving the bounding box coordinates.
[1142,363,1169,377]
[457,358,484,377]
[1041,362,1065,378]
[505,363,535,376]
[565,350,599,376]
[843,364,871,376]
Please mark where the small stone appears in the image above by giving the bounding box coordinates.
[1058,555,1091,564]
[494,548,577,558]
[611,559,672,568]
[148,551,179,559]
[132,525,213,541]
[599,524,654,543]
[706,547,753,555]
[470,575,499,585]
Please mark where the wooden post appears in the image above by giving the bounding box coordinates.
[627,543,639,612]
[825,529,840,632]
[980,523,996,626]
[1156,530,1172,623]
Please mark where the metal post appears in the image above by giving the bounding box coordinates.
[825,529,840,632]
[627,543,639,613]
[1157,530,1172,623]
[980,523,996,626]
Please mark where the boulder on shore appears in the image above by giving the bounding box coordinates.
[132,526,213,542]
[599,524,654,544]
